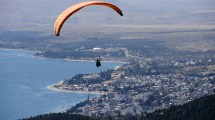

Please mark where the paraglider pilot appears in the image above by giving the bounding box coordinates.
[96,56,101,68]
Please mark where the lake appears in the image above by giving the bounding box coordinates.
[0,49,123,120]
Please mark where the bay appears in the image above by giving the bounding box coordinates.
[0,49,123,120]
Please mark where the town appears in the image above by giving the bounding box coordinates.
[51,46,215,116]
[1,26,215,117]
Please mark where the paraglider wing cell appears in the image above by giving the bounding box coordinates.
[54,1,123,36]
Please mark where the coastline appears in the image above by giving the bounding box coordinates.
[0,48,127,63]
[47,81,104,95]
[33,55,127,63]
[0,48,40,53]
[0,48,125,94]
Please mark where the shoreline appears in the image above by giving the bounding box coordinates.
[47,81,104,95]
[0,48,125,94]
[0,48,41,53]
[33,55,127,63]
[0,48,126,63]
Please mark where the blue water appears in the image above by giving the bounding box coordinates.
[0,49,122,120]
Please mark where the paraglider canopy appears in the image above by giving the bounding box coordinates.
[54,1,123,36]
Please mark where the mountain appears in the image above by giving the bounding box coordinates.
[142,94,215,120]
[1,0,214,30]
[0,0,126,27]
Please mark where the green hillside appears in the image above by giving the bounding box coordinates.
[142,94,215,120]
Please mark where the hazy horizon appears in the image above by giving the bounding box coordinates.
[1,0,214,28]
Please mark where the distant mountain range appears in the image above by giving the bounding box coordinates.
[1,0,214,28]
